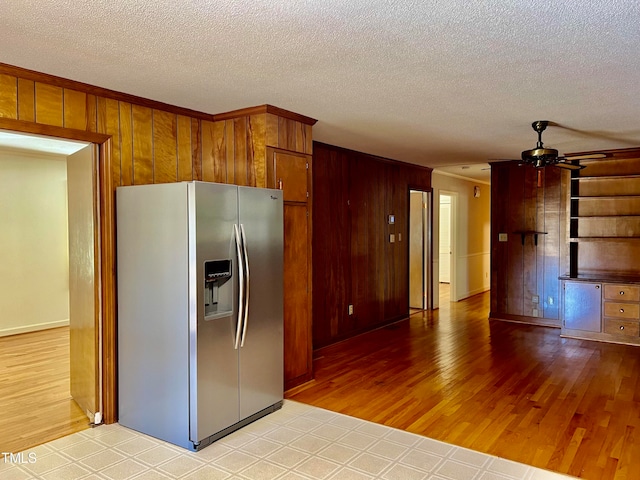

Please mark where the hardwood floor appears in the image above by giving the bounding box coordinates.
[0,327,90,453]
[288,291,640,479]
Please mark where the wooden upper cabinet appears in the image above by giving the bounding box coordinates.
[271,150,309,203]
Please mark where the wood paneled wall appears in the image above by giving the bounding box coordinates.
[0,65,313,189]
[0,62,315,423]
[312,142,432,349]
[490,161,568,327]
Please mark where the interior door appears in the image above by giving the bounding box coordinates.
[409,191,425,308]
[67,145,101,423]
[439,197,451,283]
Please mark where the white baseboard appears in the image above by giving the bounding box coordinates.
[457,286,490,301]
[0,319,69,337]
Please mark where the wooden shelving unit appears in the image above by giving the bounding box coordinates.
[562,148,640,346]
[568,152,640,277]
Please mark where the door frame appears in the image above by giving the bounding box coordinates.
[408,189,432,310]
[0,118,116,423]
[437,190,458,303]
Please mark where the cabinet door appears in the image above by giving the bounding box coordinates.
[564,282,602,332]
[268,148,313,389]
[283,204,311,382]
[274,151,308,202]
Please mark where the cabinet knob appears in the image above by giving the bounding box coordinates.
[620,308,625,313]
[620,291,625,295]
[620,325,625,331]
[595,285,600,289]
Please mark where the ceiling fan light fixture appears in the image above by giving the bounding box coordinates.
[501,120,587,171]
[521,147,559,168]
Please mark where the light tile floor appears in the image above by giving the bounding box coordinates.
[1,400,575,480]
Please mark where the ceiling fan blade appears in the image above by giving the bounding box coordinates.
[553,162,586,171]
[549,122,640,146]
[560,153,607,160]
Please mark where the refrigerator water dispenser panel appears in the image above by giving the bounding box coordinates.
[204,259,232,319]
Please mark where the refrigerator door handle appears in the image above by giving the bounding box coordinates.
[233,224,245,350]
[240,224,250,347]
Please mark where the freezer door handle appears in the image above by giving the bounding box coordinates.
[240,224,250,347]
[233,224,245,350]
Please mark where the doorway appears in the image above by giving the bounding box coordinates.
[409,189,432,310]
[438,192,456,304]
[0,131,100,452]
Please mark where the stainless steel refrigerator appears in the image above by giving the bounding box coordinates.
[116,181,283,451]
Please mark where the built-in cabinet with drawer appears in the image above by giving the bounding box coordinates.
[602,284,640,338]
[561,279,640,345]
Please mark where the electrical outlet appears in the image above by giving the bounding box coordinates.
[532,308,539,317]
[389,234,395,243]
[348,304,353,315]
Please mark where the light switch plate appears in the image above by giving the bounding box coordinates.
[498,233,508,242]
[390,234,395,243]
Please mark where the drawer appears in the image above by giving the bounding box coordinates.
[603,302,640,319]
[603,318,640,337]
[604,284,640,301]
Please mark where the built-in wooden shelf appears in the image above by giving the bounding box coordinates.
[570,215,640,219]
[513,230,547,245]
[569,236,640,242]
[572,174,640,181]
[571,195,640,200]
[560,274,640,283]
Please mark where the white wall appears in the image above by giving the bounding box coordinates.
[432,171,491,303]
[0,148,69,336]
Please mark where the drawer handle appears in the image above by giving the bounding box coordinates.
[620,308,625,313]
[620,291,625,295]
[620,325,625,331]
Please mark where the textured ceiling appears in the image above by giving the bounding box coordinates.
[2,0,640,181]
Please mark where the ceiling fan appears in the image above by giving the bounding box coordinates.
[518,120,605,170]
